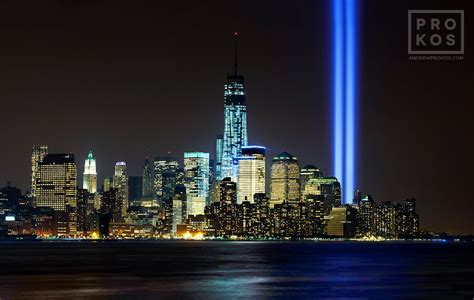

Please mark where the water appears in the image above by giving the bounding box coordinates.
[0,241,473,299]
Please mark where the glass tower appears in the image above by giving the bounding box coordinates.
[236,146,266,204]
[142,157,153,197]
[215,135,223,180]
[153,156,179,205]
[31,145,48,197]
[220,33,248,179]
[184,152,210,216]
[113,162,128,218]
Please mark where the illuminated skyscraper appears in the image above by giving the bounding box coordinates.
[269,152,300,208]
[236,146,266,204]
[142,157,153,197]
[82,150,97,193]
[184,152,210,216]
[220,33,248,179]
[215,135,223,180]
[31,145,48,197]
[113,162,128,218]
[302,177,341,212]
[300,165,323,194]
[153,156,179,204]
[36,154,77,211]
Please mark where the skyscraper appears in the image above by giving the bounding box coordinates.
[215,135,223,180]
[184,152,210,215]
[236,146,266,204]
[31,145,48,197]
[153,156,179,205]
[269,152,300,208]
[299,165,323,194]
[113,162,128,218]
[36,154,77,211]
[82,150,97,193]
[142,157,153,197]
[128,176,143,203]
[220,33,248,179]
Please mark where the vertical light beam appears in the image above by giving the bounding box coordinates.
[344,0,356,205]
[333,0,356,205]
[333,0,344,193]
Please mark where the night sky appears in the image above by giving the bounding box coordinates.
[0,0,472,234]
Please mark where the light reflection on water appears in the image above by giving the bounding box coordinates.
[0,241,472,299]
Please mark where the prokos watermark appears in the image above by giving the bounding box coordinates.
[408,10,464,61]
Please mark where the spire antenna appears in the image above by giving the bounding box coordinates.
[233,32,239,76]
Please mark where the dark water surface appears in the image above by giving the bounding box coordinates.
[0,241,473,299]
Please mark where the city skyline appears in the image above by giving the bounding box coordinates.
[0,0,472,236]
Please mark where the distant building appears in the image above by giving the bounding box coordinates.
[142,157,154,197]
[88,213,110,238]
[128,176,143,203]
[171,197,183,236]
[269,152,300,208]
[77,188,92,233]
[153,156,179,205]
[82,150,97,193]
[113,162,128,217]
[215,135,224,180]
[302,177,341,213]
[0,185,22,218]
[184,152,210,215]
[31,145,48,197]
[36,154,77,212]
[100,188,121,223]
[103,177,112,192]
[236,146,266,204]
[326,206,357,238]
[299,165,323,194]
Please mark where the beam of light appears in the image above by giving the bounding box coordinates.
[333,0,357,205]
[344,0,356,205]
[333,0,344,194]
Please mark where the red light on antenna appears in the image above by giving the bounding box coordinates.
[234,32,238,36]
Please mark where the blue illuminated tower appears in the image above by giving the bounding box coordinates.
[220,32,248,180]
[215,135,223,180]
[333,0,357,205]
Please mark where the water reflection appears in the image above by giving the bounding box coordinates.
[0,241,472,298]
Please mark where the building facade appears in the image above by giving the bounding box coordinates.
[142,157,154,197]
[184,152,210,216]
[113,162,128,218]
[219,34,248,179]
[236,146,266,204]
[82,150,97,193]
[269,152,300,208]
[31,145,48,197]
[36,154,77,212]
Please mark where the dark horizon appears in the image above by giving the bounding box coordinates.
[0,0,473,234]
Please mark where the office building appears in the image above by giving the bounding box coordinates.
[31,145,48,197]
[236,146,266,204]
[113,162,128,217]
[142,157,154,197]
[184,152,210,215]
[153,156,179,205]
[215,135,224,180]
[269,152,300,208]
[36,154,77,211]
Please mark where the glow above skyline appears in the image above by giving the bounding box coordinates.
[333,0,357,205]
